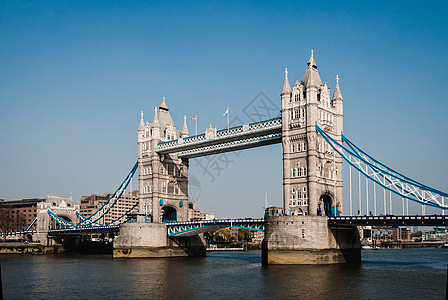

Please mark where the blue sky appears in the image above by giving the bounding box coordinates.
[1,1,447,218]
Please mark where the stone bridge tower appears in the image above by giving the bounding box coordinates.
[281,51,344,217]
[137,98,190,223]
[263,51,359,265]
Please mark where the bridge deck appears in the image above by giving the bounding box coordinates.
[47,225,120,236]
[328,215,447,226]
[166,218,264,237]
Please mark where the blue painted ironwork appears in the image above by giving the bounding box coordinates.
[315,125,448,210]
[76,161,138,225]
[166,218,264,237]
[176,133,282,158]
[156,117,282,158]
[48,162,139,228]
[48,225,120,236]
[25,217,37,231]
[328,215,447,226]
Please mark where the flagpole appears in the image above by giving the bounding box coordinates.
[227,109,229,130]
[195,118,197,136]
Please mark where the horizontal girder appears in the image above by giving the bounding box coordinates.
[329,215,447,226]
[156,117,282,157]
[48,225,120,236]
[166,218,265,237]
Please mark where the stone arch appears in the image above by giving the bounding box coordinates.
[57,215,73,222]
[292,207,304,216]
[162,206,177,223]
[318,193,335,217]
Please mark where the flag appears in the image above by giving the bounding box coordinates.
[192,115,197,120]
[223,107,229,116]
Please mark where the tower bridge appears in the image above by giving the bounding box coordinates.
[9,51,446,264]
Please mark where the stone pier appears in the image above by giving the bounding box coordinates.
[113,223,206,258]
[262,215,361,264]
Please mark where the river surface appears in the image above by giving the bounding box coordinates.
[1,248,447,299]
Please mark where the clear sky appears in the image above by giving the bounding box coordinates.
[1,1,447,218]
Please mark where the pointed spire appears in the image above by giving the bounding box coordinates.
[160,96,168,110]
[152,106,160,128]
[308,49,317,67]
[302,50,322,88]
[181,115,189,138]
[281,68,291,95]
[138,111,145,131]
[332,75,343,101]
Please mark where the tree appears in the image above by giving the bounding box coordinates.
[216,228,231,241]
[237,228,251,241]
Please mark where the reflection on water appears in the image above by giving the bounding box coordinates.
[2,249,447,299]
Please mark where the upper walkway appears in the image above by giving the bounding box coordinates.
[156,117,282,158]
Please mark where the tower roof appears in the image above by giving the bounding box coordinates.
[281,68,291,95]
[301,50,322,88]
[332,75,343,101]
[157,98,176,134]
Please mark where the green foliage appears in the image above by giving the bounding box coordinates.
[216,228,231,240]
[237,228,251,241]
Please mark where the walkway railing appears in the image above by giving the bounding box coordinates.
[166,218,265,237]
[328,215,447,226]
[156,117,282,155]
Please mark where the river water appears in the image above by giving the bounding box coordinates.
[1,248,447,299]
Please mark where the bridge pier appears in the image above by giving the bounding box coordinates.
[113,223,206,258]
[262,215,361,264]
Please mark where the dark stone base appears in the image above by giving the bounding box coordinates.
[262,245,361,265]
[113,246,189,258]
[262,215,362,265]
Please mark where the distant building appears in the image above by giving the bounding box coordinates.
[251,230,264,244]
[79,191,139,225]
[371,226,412,243]
[423,227,448,242]
[187,202,202,221]
[0,195,77,232]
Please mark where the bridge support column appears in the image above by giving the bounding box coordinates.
[262,215,361,264]
[113,223,206,258]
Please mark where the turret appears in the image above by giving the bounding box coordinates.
[138,111,145,132]
[332,75,344,134]
[281,68,291,109]
[151,107,160,139]
[181,115,189,138]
